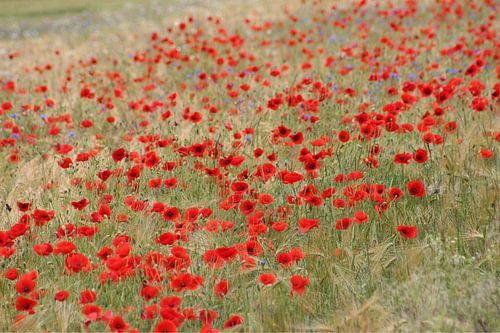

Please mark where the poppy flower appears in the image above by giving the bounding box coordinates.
[272,222,288,232]
[353,211,369,224]
[163,207,181,222]
[239,200,256,215]
[71,198,89,211]
[32,209,54,226]
[127,165,142,182]
[16,202,32,212]
[276,252,293,267]
[54,290,70,302]
[153,320,178,333]
[215,246,238,262]
[389,187,404,201]
[407,180,426,197]
[336,217,351,230]
[394,153,413,164]
[5,268,19,280]
[15,276,36,294]
[397,225,418,239]
[255,163,277,182]
[141,304,158,320]
[155,232,179,246]
[109,315,129,333]
[281,171,304,184]
[170,273,204,292]
[290,275,309,295]
[290,248,305,261]
[332,198,345,208]
[259,273,276,285]
[203,250,224,269]
[223,315,243,328]
[338,130,350,142]
[258,193,274,205]
[54,241,76,255]
[214,279,228,299]
[413,148,428,163]
[33,243,53,256]
[65,253,90,273]
[159,296,182,310]
[15,296,37,314]
[289,132,304,144]
[480,149,493,159]
[246,239,263,256]
[297,218,319,233]
[79,290,96,304]
[112,148,127,162]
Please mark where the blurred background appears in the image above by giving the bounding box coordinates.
[0,0,243,40]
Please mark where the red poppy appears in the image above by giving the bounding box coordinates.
[297,218,319,233]
[203,250,224,269]
[112,148,127,162]
[54,241,76,255]
[480,149,493,159]
[407,180,425,197]
[54,290,70,302]
[239,200,256,215]
[255,163,277,182]
[338,130,350,142]
[109,315,129,333]
[16,202,32,212]
[223,315,243,328]
[164,178,178,189]
[290,275,309,295]
[15,296,37,314]
[289,132,304,144]
[336,217,352,230]
[82,304,102,318]
[5,268,19,280]
[32,209,54,226]
[79,290,96,304]
[156,232,179,246]
[65,253,90,273]
[246,239,263,256]
[31,241,52,256]
[413,148,428,163]
[127,165,142,182]
[153,320,178,333]
[214,279,228,299]
[159,296,182,309]
[259,273,276,285]
[388,187,404,201]
[290,248,305,261]
[215,246,238,262]
[15,276,36,294]
[276,252,293,267]
[163,207,181,222]
[397,225,418,239]
[275,125,291,137]
[141,304,158,320]
[353,211,369,224]
[97,170,113,181]
[394,153,413,164]
[71,198,89,211]
[170,273,204,292]
[281,171,304,184]
[272,222,288,232]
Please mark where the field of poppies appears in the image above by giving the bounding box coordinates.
[0,0,498,331]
